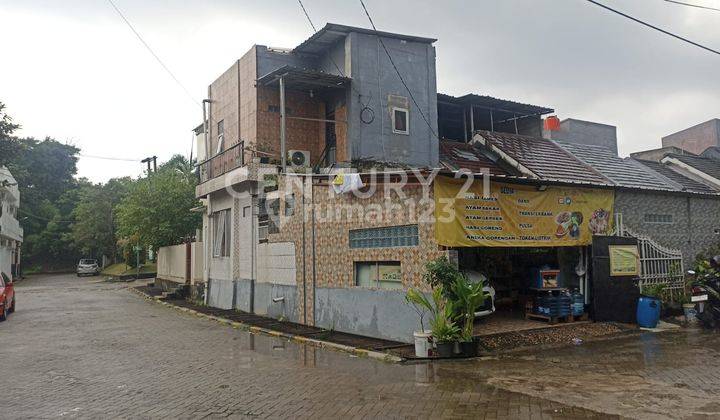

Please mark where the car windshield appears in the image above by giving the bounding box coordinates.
[80,259,97,265]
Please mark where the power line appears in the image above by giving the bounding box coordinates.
[18,208,73,224]
[107,0,201,107]
[586,0,720,56]
[79,153,141,162]
[358,0,439,139]
[664,0,720,12]
[296,0,370,107]
[297,0,318,32]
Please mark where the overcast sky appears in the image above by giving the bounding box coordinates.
[1,0,719,182]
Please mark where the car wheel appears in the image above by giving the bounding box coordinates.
[9,299,15,313]
[0,304,7,321]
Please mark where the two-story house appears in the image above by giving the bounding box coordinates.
[0,166,23,279]
[194,24,440,339]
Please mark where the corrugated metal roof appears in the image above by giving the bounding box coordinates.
[294,23,436,56]
[439,141,515,176]
[634,159,718,194]
[554,141,674,191]
[438,93,553,117]
[475,131,611,185]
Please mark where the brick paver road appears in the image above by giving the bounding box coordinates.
[2,274,718,419]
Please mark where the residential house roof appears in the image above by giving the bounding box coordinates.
[473,131,611,185]
[554,141,674,191]
[634,159,718,194]
[664,154,720,182]
[439,141,515,176]
[701,146,720,161]
[294,23,436,56]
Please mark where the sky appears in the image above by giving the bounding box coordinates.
[1,0,719,183]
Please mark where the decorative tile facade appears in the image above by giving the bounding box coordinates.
[268,175,446,325]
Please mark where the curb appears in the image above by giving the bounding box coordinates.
[128,287,404,363]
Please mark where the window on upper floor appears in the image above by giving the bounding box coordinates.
[216,120,225,155]
[392,107,409,135]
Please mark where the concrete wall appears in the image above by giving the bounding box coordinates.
[662,119,720,155]
[156,242,204,284]
[546,119,618,156]
[346,32,438,167]
[315,287,420,343]
[615,190,720,267]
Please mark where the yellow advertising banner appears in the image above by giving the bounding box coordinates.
[609,245,640,276]
[434,177,614,247]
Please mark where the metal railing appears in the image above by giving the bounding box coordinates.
[197,142,244,183]
[615,213,685,292]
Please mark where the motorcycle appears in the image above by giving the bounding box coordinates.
[688,255,720,329]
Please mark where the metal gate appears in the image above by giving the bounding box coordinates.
[614,213,684,293]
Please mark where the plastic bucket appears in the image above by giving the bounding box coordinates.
[413,331,432,358]
[637,296,661,328]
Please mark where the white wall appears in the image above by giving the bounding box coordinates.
[257,242,296,285]
[156,242,204,284]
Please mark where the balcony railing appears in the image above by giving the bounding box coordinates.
[197,142,244,183]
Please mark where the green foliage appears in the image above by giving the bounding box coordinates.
[642,283,666,299]
[3,130,82,269]
[405,287,445,332]
[71,178,132,261]
[116,155,201,251]
[449,276,485,342]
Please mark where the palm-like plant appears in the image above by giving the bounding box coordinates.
[450,275,485,342]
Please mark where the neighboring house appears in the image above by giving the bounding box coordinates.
[0,167,23,279]
[660,154,720,190]
[662,119,720,156]
[630,146,695,162]
[701,146,720,161]
[554,140,720,266]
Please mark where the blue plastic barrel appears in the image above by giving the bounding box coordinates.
[637,296,661,328]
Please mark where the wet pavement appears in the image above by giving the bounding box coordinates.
[2,274,718,419]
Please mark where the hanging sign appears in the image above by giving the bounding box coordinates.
[434,177,614,247]
[609,245,640,276]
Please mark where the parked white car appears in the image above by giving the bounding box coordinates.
[76,259,100,276]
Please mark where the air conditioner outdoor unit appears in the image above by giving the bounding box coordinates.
[288,150,311,168]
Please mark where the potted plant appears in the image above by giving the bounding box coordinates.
[450,275,485,357]
[637,283,665,328]
[405,288,440,357]
[431,304,460,357]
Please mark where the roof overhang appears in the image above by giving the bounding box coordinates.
[294,23,436,56]
[257,65,351,92]
[438,93,554,118]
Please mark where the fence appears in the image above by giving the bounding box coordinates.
[615,213,685,293]
[157,242,204,284]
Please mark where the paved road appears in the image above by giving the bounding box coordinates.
[2,274,719,419]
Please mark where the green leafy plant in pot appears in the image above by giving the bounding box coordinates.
[431,304,461,358]
[405,288,437,357]
[449,275,485,357]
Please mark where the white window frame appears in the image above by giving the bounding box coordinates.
[212,209,231,258]
[391,106,409,135]
[216,120,225,155]
[354,261,402,290]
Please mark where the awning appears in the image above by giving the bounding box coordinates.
[256,65,350,92]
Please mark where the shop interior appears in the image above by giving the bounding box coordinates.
[458,246,592,335]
